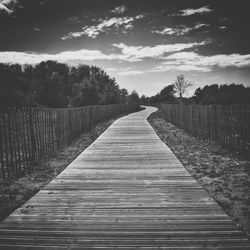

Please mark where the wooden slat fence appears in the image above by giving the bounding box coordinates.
[0,103,139,179]
[161,104,250,159]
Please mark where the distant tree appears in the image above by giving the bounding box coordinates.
[71,79,98,107]
[0,63,35,107]
[120,88,128,103]
[192,87,202,104]
[140,94,147,104]
[191,83,250,105]
[0,61,139,108]
[128,90,139,103]
[159,84,176,103]
[139,84,177,105]
[173,74,192,103]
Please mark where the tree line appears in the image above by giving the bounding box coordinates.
[0,61,139,108]
[140,74,250,105]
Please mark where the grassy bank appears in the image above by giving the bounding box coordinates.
[148,110,250,237]
[0,116,119,222]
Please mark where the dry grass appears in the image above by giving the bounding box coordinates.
[0,116,117,222]
[148,110,250,237]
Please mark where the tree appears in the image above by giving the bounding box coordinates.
[192,87,202,104]
[120,88,128,103]
[139,94,147,104]
[0,61,139,108]
[159,84,176,103]
[173,74,192,103]
[191,83,250,105]
[128,90,139,103]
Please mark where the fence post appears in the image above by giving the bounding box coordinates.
[29,108,37,168]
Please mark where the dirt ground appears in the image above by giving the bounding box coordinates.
[148,110,250,237]
[0,116,117,222]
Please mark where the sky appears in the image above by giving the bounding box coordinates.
[1,0,250,96]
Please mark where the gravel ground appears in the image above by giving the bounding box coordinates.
[0,116,118,222]
[148,110,250,237]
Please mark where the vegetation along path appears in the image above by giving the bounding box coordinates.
[0,106,249,249]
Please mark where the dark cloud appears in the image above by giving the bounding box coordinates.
[1,0,250,95]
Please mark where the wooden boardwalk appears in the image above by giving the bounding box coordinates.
[0,106,249,249]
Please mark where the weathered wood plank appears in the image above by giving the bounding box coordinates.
[0,106,249,249]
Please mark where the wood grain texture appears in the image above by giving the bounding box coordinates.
[0,106,249,249]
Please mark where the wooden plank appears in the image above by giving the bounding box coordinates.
[0,106,249,249]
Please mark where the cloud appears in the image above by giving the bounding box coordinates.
[155,52,250,72]
[104,67,117,71]
[219,26,227,30]
[153,27,192,36]
[0,2,12,14]
[155,63,211,72]
[179,6,212,16]
[0,0,16,14]
[153,23,209,36]
[116,52,250,75]
[1,0,15,4]
[111,5,127,14]
[0,41,207,65]
[118,70,146,76]
[67,16,81,24]
[194,23,209,29]
[62,15,144,40]
[112,42,206,61]
[2,44,249,77]
[0,50,116,65]
[154,28,176,35]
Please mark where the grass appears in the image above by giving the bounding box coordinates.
[0,116,119,222]
[148,110,250,237]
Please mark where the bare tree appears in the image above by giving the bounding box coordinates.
[173,74,192,103]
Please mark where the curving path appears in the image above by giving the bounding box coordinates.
[0,106,249,249]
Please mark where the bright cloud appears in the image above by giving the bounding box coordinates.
[111,5,127,14]
[1,0,15,4]
[219,26,227,30]
[0,0,16,14]
[0,41,207,65]
[153,23,209,36]
[0,50,115,65]
[62,15,144,40]
[118,70,146,76]
[154,28,176,35]
[155,52,250,72]
[194,23,210,29]
[113,42,206,61]
[0,2,12,14]
[179,6,212,16]
[153,27,192,36]
[2,46,250,77]
[119,52,250,75]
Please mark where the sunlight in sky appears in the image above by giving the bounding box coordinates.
[1,0,250,96]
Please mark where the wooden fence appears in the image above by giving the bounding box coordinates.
[161,104,250,159]
[0,103,139,179]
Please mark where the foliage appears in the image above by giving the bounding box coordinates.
[173,74,192,102]
[140,72,250,106]
[192,84,250,104]
[128,90,140,103]
[0,61,137,107]
[140,84,176,105]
